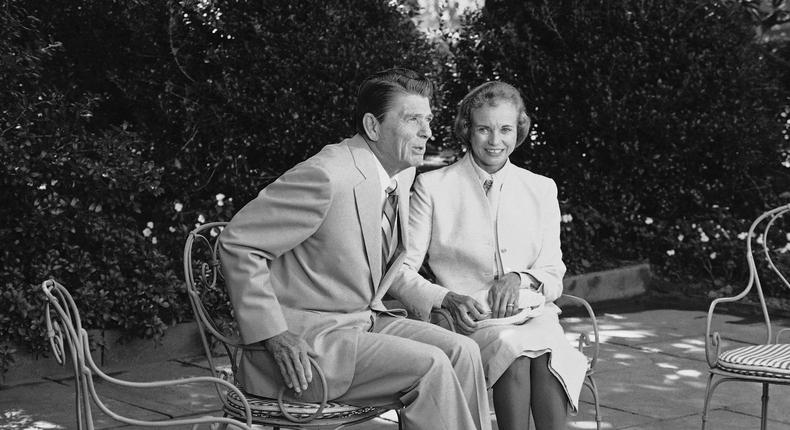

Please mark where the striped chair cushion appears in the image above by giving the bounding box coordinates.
[215,365,382,420]
[717,344,790,378]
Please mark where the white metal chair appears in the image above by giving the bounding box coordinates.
[41,279,253,430]
[183,221,398,429]
[703,203,790,430]
[431,292,602,430]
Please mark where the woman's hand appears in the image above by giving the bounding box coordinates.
[442,291,488,335]
[488,273,521,318]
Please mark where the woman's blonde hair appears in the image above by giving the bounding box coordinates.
[453,81,531,148]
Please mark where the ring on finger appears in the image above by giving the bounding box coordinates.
[506,303,515,308]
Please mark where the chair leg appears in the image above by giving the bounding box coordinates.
[760,383,769,430]
[701,373,729,430]
[585,374,602,430]
[701,373,715,430]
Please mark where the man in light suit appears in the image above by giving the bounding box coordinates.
[218,68,491,430]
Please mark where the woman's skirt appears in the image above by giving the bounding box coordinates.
[468,304,588,411]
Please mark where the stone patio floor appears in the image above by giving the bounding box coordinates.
[2,304,789,429]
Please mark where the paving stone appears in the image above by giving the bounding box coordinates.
[625,408,790,430]
[581,342,643,374]
[593,351,713,420]
[632,336,718,363]
[117,359,216,380]
[706,379,790,424]
[76,361,227,419]
[174,354,231,373]
[7,308,789,430]
[586,310,710,347]
[99,323,205,369]
[0,380,169,430]
[0,382,74,430]
[2,347,101,387]
[709,312,788,346]
[571,400,654,430]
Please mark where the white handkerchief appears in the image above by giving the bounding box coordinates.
[470,288,545,328]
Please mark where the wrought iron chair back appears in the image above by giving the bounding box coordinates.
[183,222,397,429]
[702,203,790,430]
[41,279,252,430]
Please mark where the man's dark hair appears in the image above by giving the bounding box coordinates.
[354,68,434,138]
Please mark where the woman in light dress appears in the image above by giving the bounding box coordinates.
[395,81,587,430]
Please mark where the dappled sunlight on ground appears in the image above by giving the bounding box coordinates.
[6,309,784,430]
[562,308,727,425]
[672,338,706,350]
[603,313,627,320]
[597,328,655,342]
[564,312,661,345]
[596,313,658,343]
[570,420,615,429]
[0,410,65,430]
[612,352,634,359]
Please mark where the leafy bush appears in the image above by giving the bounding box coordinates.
[1,4,183,354]
[440,0,790,296]
[3,0,790,361]
[1,0,445,355]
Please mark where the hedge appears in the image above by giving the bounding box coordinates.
[441,0,790,295]
[1,0,443,362]
[1,0,789,368]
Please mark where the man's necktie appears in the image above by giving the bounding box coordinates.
[381,179,399,272]
[483,177,494,195]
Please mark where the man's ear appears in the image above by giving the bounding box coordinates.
[362,113,380,141]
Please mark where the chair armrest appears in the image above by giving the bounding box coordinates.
[79,331,253,430]
[704,283,763,367]
[240,343,331,424]
[559,293,600,371]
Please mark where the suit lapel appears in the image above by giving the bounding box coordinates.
[348,136,382,287]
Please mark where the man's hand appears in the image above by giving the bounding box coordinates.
[442,291,488,335]
[263,331,315,394]
[488,273,521,318]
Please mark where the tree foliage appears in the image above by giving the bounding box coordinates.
[1,0,444,354]
[2,0,789,356]
[442,0,789,290]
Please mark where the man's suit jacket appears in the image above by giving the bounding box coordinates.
[219,135,412,400]
[390,153,566,320]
